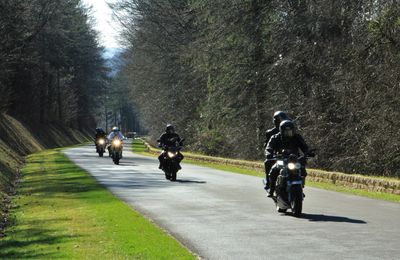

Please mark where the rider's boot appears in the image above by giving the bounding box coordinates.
[264,172,270,191]
[267,187,275,197]
[267,180,275,197]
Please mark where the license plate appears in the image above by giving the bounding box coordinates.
[288,180,302,185]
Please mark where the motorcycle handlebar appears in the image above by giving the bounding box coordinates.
[162,145,183,149]
[266,153,315,161]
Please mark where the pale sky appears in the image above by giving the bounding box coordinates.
[82,0,121,48]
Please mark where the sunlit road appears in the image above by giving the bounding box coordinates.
[64,141,400,260]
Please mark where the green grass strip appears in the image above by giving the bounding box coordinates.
[0,149,195,259]
[306,181,400,203]
[133,139,400,203]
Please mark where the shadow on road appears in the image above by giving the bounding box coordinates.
[301,213,367,224]
[113,162,139,167]
[176,179,207,184]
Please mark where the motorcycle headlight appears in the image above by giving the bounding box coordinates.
[98,139,105,145]
[113,140,121,146]
[167,151,177,158]
[288,162,301,171]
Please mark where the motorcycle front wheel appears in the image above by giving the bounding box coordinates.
[290,185,303,217]
[113,153,120,165]
[171,170,177,181]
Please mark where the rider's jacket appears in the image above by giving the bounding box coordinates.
[263,127,279,148]
[158,132,182,148]
[265,133,309,159]
[107,131,125,141]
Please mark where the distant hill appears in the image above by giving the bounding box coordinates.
[103,48,125,77]
[103,47,124,59]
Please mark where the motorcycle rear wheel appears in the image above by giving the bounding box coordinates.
[277,206,287,213]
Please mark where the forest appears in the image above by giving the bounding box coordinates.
[0,0,398,177]
[111,0,400,177]
[0,0,107,129]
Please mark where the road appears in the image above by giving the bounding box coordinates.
[63,141,400,260]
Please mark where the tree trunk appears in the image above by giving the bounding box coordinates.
[57,68,63,121]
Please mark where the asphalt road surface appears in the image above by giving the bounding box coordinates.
[64,141,400,260]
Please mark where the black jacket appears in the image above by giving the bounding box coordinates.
[158,132,182,147]
[265,133,309,159]
[263,127,279,148]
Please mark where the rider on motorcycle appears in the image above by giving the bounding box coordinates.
[158,124,184,169]
[107,126,125,140]
[263,111,290,190]
[95,127,107,144]
[265,120,312,197]
[107,126,125,155]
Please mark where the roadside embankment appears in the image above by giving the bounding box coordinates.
[139,138,400,197]
[0,113,90,237]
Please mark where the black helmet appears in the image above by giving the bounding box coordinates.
[273,111,289,128]
[166,124,175,133]
[279,120,295,138]
[96,127,104,133]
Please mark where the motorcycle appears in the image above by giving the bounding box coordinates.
[110,138,123,165]
[268,150,315,217]
[159,138,184,181]
[95,138,106,157]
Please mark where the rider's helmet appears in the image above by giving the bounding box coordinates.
[166,124,175,134]
[112,126,119,132]
[273,111,289,128]
[279,120,295,138]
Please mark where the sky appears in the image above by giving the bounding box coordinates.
[82,0,121,48]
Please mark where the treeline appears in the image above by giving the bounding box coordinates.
[102,50,144,134]
[112,0,400,177]
[0,0,106,129]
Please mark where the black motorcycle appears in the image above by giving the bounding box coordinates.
[159,138,184,181]
[95,138,106,157]
[110,138,123,165]
[268,151,315,217]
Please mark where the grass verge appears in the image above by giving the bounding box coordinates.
[132,139,400,203]
[0,148,195,259]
